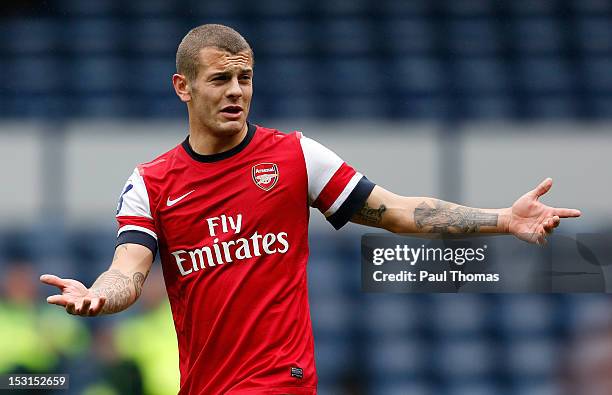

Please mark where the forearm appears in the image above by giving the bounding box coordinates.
[406,197,510,234]
[89,268,145,314]
[88,244,151,315]
[352,187,511,234]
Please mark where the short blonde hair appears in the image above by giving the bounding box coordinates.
[176,24,254,81]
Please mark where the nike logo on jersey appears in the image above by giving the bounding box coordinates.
[167,190,195,207]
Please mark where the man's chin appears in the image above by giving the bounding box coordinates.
[217,119,246,135]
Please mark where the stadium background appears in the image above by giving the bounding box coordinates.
[1,0,611,394]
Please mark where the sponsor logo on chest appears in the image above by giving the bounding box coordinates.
[252,163,279,191]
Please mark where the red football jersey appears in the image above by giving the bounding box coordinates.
[115,123,374,394]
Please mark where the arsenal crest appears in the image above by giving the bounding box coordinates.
[252,163,279,191]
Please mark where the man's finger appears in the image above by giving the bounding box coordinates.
[553,208,581,218]
[89,297,106,316]
[531,178,553,199]
[536,231,547,245]
[47,294,68,307]
[40,274,67,289]
[552,216,560,227]
[543,219,553,232]
[66,301,76,315]
[79,298,91,315]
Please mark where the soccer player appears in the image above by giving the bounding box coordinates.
[40,24,581,394]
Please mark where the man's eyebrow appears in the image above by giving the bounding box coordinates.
[208,68,253,78]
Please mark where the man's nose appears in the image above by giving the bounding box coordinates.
[226,77,243,98]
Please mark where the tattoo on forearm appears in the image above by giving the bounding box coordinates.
[112,245,127,263]
[414,200,498,233]
[133,272,146,298]
[354,203,387,225]
[90,268,147,314]
[91,269,132,314]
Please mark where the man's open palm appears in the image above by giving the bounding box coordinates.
[508,178,581,245]
[40,274,106,316]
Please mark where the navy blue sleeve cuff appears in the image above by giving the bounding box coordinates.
[327,176,376,230]
[116,230,158,260]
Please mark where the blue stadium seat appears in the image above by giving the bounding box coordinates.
[524,96,577,118]
[314,336,356,384]
[570,0,612,13]
[5,57,63,93]
[566,295,612,332]
[441,0,494,16]
[498,296,556,336]
[447,20,500,55]
[70,57,125,93]
[382,18,435,54]
[504,0,559,15]
[248,0,309,17]
[2,95,65,118]
[2,19,60,54]
[308,259,348,298]
[505,337,557,379]
[73,94,138,117]
[129,58,176,94]
[254,20,311,56]
[267,94,323,119]
[64,19,122,54]
[68,228,116,283]
[432,338,495,378]
[360,294,423,335]
[392,57,443,94]
[512,382,557,395]
[313,0,370,16]
[126,19,183,54]
[453,59,507,93]
[122,0,180,16]
[321,59,383,95]
[513,19,563,54]
[55,0,117,15]
[320,95,388,119]
[376,0,431,16]
[393,96,448,119]
[188,0,244,18]
[318,19,375,55]
[519,58,572,93]
[430,295,491,336]
[582,58,612,93]
[146,97,184,118]
[444,381,501,395]
[590,96,612,118]
[364,336,424,378]
[368,380,432,395]
[575,17,612,53]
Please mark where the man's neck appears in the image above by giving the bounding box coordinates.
[188,121,248,156]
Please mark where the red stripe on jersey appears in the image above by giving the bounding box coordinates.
[312,162,357,213]
[117,215,156,235]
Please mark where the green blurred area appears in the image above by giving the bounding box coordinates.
[0,263,179,395]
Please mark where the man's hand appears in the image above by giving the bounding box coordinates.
[40,274,106,316]
[507,178,581,245]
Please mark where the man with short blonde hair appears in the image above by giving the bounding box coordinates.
[41,24,581,395]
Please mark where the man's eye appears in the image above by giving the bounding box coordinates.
[212,76,228,81]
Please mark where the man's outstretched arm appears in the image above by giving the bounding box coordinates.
[40,243,153,316]
[351,178,581,245]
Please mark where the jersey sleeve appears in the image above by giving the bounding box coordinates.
[299,134,376,229]
[115,167,158,255]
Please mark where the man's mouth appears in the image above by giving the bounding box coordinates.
[220,105,243,115]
